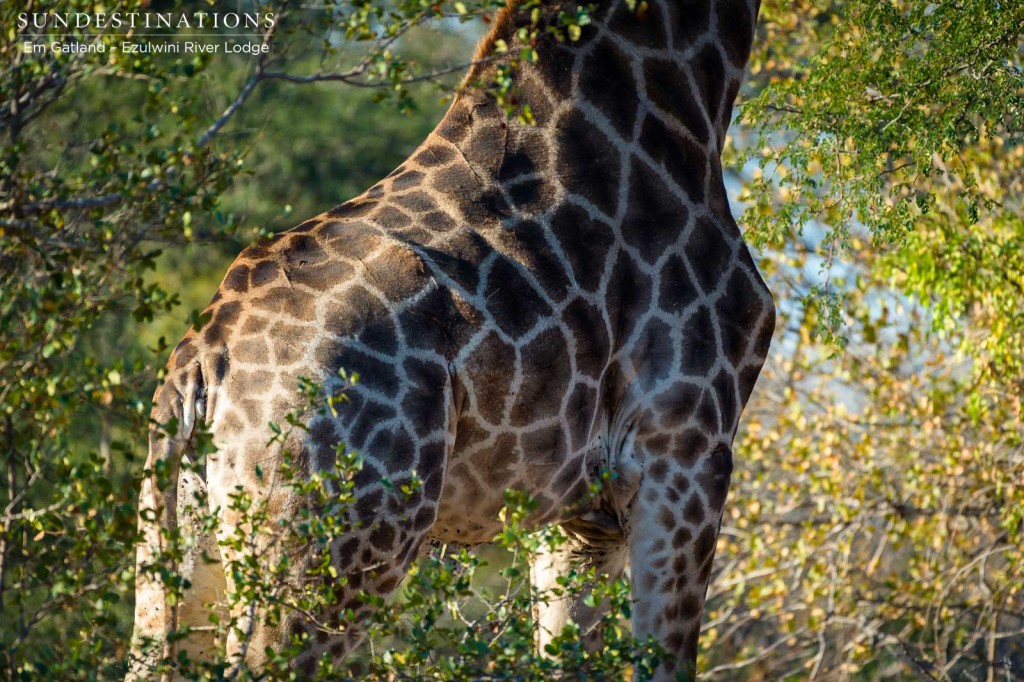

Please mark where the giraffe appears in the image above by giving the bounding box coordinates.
[128,0,774,679]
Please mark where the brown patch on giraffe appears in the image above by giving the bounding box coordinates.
[321,221,384,262]
[323,285,388,339]
[521,425,569,484]
[268,323,308,365]
[633,318,674,391]
[658,506,676,531]
[648,459,669,483]
[223,265,250,293]
[201,301,241,346]
[639,114,708,202]
[667,0,712,49]
[677,591,702,620]
[673,429,709,467]
[515,74,558,127]
[354,490,383,522]
[239,315,269,336]
[328,199,378,221]
[562,297,610,379]
[581,38,640,137]
[390,169,425,192]
[366,243,429,302]
[658,254,699,316]
[739,364,765,407]
[712,369,737,432]
[461,117,505,166]
[448,460,487,512]
[417,229,490,292]
[452,416,491,455]
[554,110,621,218]
[644,59,710,145]
[508,178,557,215]
[476,433,518,489]
[463,331,515,425]
[653,382,701,428]
[717,0,756,67]
[373,205,413,231]
[623,159,689,264]
[413,144,455,168]
[697,444,734,510]
[393,191,436,214]
[695,389,719,433]
[236,398,265,427]
[369,426,416,475]
[672,526,693,550]
[291,218,321,233]
[252,287,316,322]
[498,140,542,183]
[234,337,270,364]
[421,210,457,233]
[565,383,598,451]
[496,220,570,301]
[606,249,650,347]
[693,525,717,563]
[397,286,460,352]
[295,259,358,291]
[284,233,328,263]
[435,101,473,145]
[678,305,715,377]
[683,495,704,525]
[340,347,403,397]
[401,357,449,439]
[608,0,668,48]
[550,204,616,293]
[510,327,571,425]
[232,369,275,391]
[172,337,197,369]
[249,259,283,289]
[691,45,727,130]
[483,258,552,337]
[535,39,576,99]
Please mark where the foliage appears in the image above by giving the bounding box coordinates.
[709,0,1024,677]
[132,378,662,681]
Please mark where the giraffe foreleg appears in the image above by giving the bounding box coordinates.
[626,441,734,682]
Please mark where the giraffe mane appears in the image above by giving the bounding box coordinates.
[462,0,518,87]
[471,0,519,65]
[461,0,581,91]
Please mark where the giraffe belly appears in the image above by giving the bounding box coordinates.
[429,424,606,545]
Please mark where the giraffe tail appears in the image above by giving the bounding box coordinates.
[128,361,225,681]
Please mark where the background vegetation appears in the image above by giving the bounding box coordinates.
[1,0,1022,679]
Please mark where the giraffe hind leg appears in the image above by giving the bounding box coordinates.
[214,420,452,677]
[128,460,227,681]
[531,512,628,656]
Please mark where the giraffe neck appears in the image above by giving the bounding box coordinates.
[463,0,759,152]
[428,0,760,268]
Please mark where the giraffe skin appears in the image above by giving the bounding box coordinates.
[128,1,774,679]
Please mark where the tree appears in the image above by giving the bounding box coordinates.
[703,0,1024,677]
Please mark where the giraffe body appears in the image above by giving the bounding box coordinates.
[129,1,774,679]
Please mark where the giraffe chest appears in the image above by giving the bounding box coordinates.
[430,304,677,544]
